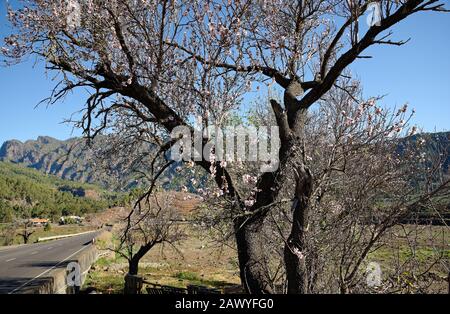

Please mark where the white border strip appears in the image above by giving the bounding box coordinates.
[37,230,96,242]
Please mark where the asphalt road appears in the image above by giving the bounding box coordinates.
[0,231,100,294]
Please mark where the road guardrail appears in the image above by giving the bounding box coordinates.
[37,230,96,242]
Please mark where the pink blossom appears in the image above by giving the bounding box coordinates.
[344,117,354,127]
[292,247,304,260]
[242,174,257,185]
[244,199,255,207]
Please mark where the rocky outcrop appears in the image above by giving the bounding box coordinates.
[0,137,96,184]
[0,136,180,191]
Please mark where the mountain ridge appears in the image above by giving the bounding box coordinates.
[0,136,106,187]
[0,135,188,191]
[1,131,448,191]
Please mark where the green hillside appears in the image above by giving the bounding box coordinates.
[0,161,120,223]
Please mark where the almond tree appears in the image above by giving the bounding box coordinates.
[113,193,184,294]
[273,79,449,293]
[17,220,35,244]
[197,78,449,293]
[2,0,448,293]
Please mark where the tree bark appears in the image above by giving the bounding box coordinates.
[124,258,142,294]
[128,258,139,276]
[283,102,314,294]
[284,163,313,294]
[235,215,273,294]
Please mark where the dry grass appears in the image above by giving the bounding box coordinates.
[1,224,94,245]
[83,192,449,294]
[84,224,241,294]
[84,192,239,293]
[139,226,240,290]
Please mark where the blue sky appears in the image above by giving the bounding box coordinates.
[0,2,449,145]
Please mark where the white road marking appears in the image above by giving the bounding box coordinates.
[30,251,39,255]
[8,244,90,294]
[47,247,53,250]
[5,258,16,262]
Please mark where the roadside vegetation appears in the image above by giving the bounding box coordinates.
[84,222,448,294]
[0,224,93,246]
[84,224,241,294]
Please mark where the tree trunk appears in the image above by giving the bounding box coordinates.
[128,258,139,275]
[284,163,313,294]
[18,230,33,244]
[235,215,273,294]
[124,259,142,294]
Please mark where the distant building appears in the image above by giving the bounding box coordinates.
[59,216,84,225]
[29,218,50,227]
